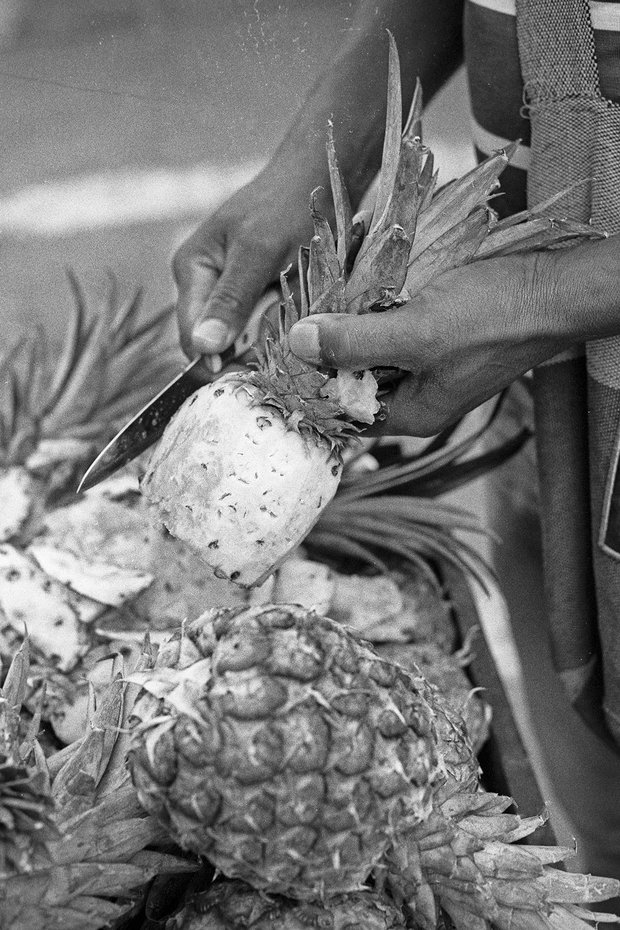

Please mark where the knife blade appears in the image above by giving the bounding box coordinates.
[77,289,279,493]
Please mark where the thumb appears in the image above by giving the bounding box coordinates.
[288,308,419,371]
[176,241,278,357]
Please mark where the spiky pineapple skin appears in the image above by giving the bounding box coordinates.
[128,604,441,899]
[141,375,342,587]
[171,880,409,929]
[0,641,196,930]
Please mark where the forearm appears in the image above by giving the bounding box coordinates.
[528,234,620,345]
[263,0,465,212]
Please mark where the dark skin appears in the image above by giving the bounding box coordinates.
[173,0,620,436]
[174,0,464,372]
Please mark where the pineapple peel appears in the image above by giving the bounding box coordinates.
[129,605,620,928]
[0,543,103,671]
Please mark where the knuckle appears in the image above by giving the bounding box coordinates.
[171,245,191,287]
[172,228,222,286]
[209,287,250,325]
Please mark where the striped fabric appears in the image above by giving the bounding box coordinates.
[464,0,620,215]
[465,0,620,748]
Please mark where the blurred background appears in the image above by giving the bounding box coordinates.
[0,0,474,343]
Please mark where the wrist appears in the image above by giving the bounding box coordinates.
[530,234,620,344]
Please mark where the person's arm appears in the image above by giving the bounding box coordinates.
[173,0,464,365]
[287,233,620,435]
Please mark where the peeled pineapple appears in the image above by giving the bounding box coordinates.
[128,605,619,930]
[141,374,342,587]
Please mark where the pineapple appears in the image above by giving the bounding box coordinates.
[0,640,56,877]
[141,35,601,588]
[376,639,492,755]
[0,640,197,930]
[0,273,180,524]
[141,371,345,588]
[169,879,409,929]
[128,605,619,930]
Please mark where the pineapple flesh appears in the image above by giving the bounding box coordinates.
[128,605,620,930]
[141,375,342,588]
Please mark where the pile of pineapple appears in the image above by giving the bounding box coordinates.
[1,36,618,930]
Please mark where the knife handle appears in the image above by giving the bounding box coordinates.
[206,288,281,374]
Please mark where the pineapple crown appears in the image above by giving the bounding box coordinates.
[249,33,603,451]
[0,272,181,472]
[308,391,531,592]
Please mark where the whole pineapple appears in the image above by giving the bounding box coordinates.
[0,640,56,877]
[141,35,601,588]
[0,640,197,930]
[128,605,619,930]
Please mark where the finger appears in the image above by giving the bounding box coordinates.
[373,377,449,437]
[174,234,223,359]
[288,306,422,371]
[180,242,281,361]
[196,240,279,350]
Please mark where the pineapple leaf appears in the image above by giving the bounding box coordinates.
[339,395,508,500]
[409,427,532,499]
[410,145,514,263]
[310,188,339,272]
[279,269,298,339]
[306,530,392,575]
[326,122,353,267]
[475,215,604,260]
[41,269,89,418]
[298,245,311,318]
[108,280,143,343]
[368,31,403,237]
[116,299,173,347]
[335,497,493,536]
[402,77,423,142]
[404,206,490,298]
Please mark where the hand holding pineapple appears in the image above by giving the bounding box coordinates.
[287,232,620,437]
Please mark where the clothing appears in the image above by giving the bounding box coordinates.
[464,0,620,216]
[463,0,620,881]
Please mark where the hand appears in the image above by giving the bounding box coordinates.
[287,249,592,436]
[173,170,317,370]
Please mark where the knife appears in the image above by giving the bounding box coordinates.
[77,289,280,493]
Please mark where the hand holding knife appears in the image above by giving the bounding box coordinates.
[77,288,280,493]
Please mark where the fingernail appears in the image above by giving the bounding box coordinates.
[193,319,232,353]
[289,320,321,363]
